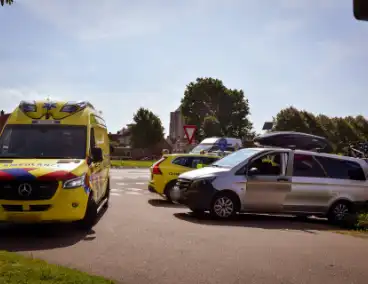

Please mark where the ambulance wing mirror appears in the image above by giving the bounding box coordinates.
[91,147,103,162]
[354,0,368,21]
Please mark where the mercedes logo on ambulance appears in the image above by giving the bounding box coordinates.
[18,183,33,197]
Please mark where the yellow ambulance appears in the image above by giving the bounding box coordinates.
[0,100,111,230]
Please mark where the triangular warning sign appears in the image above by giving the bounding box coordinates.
[183,125,197,144]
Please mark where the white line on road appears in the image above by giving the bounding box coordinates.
[116,183,126,186]
[126,192,141,195]
[111,188,122,192]
[111,177,124,180]
[135,182,146,185]
[128,188,143,191]
[111,193,121,196]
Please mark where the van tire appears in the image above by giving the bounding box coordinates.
[164,180,177,203]
[210,191,239,219]
[103,178,111,209]
[327,200,354,226]
[77,195,98,231]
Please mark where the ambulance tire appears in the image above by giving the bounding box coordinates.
[76,195,98,231]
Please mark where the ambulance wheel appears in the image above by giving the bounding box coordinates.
[77,195,98,231]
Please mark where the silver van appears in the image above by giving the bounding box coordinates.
[172,147,368,224]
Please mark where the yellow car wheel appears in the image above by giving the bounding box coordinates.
[164,180,177,203]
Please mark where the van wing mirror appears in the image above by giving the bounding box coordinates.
[91,147,103,162]
[247,167,259,176]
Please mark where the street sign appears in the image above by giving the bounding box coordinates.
[183,125,197,144]
[217,138,228,151]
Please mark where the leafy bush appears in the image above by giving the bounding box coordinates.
[357,212,368,229]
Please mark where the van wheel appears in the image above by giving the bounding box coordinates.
[327,201,353,226]
[77,195,98,231]
[164,180,177,203]
[103,178,111,209]
[210,192,239,219]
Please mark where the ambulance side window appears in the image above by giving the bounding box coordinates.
[90,128,96,153]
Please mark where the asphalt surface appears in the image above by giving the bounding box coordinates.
[0,169,368,284]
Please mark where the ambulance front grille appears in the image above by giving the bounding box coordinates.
[0,181,59,201]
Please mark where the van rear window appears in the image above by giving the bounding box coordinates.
[315,156,366,181]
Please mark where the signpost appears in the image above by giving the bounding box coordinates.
[183,125,197,144]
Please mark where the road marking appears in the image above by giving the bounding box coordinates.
[111,176,124,180]
[111,193,120,196]
[111,188,123,192]
[135,182,146,185]
[128,188,143,191]
[116,183,126,186]
[126,192,141,195]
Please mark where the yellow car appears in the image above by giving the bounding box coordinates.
[0,100,111,230]
[148,153,220,201]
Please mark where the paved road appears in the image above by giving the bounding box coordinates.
[0,169,368,284]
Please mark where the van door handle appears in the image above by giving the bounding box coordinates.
[277,177,289,182]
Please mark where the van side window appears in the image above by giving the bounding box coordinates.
[248,153,283,176]
[315,157,366,181]
[292,154,326,178]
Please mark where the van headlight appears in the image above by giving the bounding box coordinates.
[192,176,216,187]
[63,174,86,189]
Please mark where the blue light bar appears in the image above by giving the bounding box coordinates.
[19,100,37,112]
[60,101,90,113]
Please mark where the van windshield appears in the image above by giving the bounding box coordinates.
[211,148,262,168]
[191,143,235,153]
[0,124,87,159]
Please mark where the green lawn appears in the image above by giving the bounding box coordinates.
[0,251,114,284]
[111,160,155,168]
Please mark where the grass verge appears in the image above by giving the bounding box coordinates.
[0,250,114,284]
[111,160,155,168]
[335,212,368,239]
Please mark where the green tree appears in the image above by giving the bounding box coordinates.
[272,107,309,133]
[299,110,327,137]
[332,117,360,151]
[181,77,253,140]
[0,0,13,6]
[129,108,164,149]
[202,116,221,137]
[345,115,368,140]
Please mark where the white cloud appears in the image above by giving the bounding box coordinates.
[20,0,207,41]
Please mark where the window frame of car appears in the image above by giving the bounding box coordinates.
[171,155,218,169]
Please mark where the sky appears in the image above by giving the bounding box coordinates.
[0,0,367,136]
